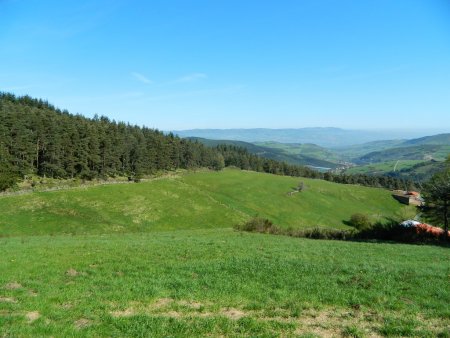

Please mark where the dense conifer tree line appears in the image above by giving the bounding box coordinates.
[0,93,227,182]
[322,172,415,191]
[0,92,413,191]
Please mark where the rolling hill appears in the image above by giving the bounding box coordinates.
[401,133,450,146]
[0,169,414,237]
[335,133,450,161]
[1,169,448,337]
[254,141,342,163]
[354,144,450,164]
[343,160,448,181]
[188,137,339,169]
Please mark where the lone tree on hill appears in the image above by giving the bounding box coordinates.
[421,158,450,240]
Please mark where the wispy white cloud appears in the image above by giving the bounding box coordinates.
[131,72,153,84]
[137,84,245,102]
[173,73,207,83]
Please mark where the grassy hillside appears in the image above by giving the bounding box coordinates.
[355,144,450,164]
[344,160,447,181]
[333,133,449,160]
[333,140,406,159]
[254,141,341,164]
[1,229,448,337]
[0,169,413,237]
[344,160,424,175]
[401,133,450,146]
[189,137,339,168]
[181,170,413,228]
[0,169,447,337]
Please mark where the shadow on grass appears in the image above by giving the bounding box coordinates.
[235,217,450,247]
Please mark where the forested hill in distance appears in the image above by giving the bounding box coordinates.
[187,137,339,169]
[186,133,449,171]
[0,92,320,188]
[340,134,450,163]
[172,128,448,147]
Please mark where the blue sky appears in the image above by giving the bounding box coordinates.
[1,0,450,131]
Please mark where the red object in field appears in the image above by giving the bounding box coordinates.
[415,223,449,237]
[407,191,420,196]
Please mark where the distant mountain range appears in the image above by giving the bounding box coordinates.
[186,133,450,179]
[351,134,450,164]
[172,128,448,148]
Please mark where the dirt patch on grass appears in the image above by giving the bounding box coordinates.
[66,268,79,277]
[178,300,204,309]
[25,311,40,323]
[4,282,22,290]
[111,308,135,318]
[152,298,173,309]
[113,299,249,320]
[0,296,17,303]
[106,300,447,336]
[165,310,182,318]
[74,318,92,329]
[220,308,246,320]
[28,290,38,297]
[289,308,382,337]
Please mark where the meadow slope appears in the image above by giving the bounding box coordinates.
[0,169,448,337]
[0,230,449,337]
[0,169,414,236]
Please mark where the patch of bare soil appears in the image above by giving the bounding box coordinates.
[289,308,382,338]
[28,290,38,297]
[165,311,182,318]
[111,308,135,318]
[294,326,340,338]
[4,282,22,290]
[25,311,40,323]
[0,297,17,303]
[66,268,79,277]
[60,302,73,309]
[74,318,92,329]
[178,300,203,309]
[152,298,173,309]
[220,308,246,320]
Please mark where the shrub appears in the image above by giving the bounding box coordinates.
[0,172,17,192]
[234,217,280,234]
[298,227,354,240]
[349,213,372,230]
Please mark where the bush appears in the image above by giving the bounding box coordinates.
[299,227,354,240]
[0,172,17,192]
[235,216,448,245]
[349,213,372,230]
[235,219,354,240]
[234,217,280,234]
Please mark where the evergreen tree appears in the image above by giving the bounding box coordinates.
[421,161,450,239]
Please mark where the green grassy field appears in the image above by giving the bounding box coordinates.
[1,229,449,337]
[0,169,414,237]
[1,169,447,337]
